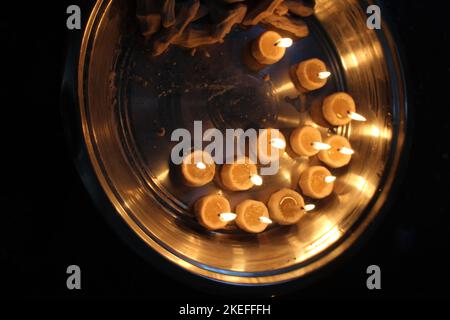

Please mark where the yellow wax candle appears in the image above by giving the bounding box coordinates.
[299,166,335,199]
[257,128,286,163]
[290,125,326,157]
[251,31,290,65]
[291,58,330,92]
[181,150,216,187]
[194,194,232,231]
[322,92,359,126]
[235,200,271,233]
[318,135,353,168]
[267,188,306,225]
[220,157,261,191]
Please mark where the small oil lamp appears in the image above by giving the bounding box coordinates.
[194,194,233,230]
[322,92,366,126]
[235,200,271,233]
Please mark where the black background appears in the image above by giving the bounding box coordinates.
[1,0,449,302]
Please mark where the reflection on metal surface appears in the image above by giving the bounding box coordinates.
[354,175,367,191]
[306,225,342,256]
[75,0,407,285]
[279,167,292,183]
[370,125,381,137]
[366,125,391,140]
[273,81,296,95]
[346,52,360,70]
[156,169,170,183]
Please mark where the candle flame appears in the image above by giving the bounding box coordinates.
[270,138,286,149]
[219,212,237,222]
[311,141,332,151]
[318,71,331,80]
[259,216,273,224]
[196,162,207,170]
[324,175,337,183]
[250,174,263,186]
[303,204,316,212]
[274,38,293,48]
[339,147,355,155]
[347,111,367,122]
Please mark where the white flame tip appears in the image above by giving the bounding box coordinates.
[348,111,367,122]
[303,204,316,212]
[339,147,355,155]
[219,213,237,222]
[275,38,293,48]
[318,71,331,80]
[259,216,273,224]
[196,162,207,170]
[312,142,332,151]
[250,174,263,186]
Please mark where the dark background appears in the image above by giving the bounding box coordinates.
[0,1,449,301]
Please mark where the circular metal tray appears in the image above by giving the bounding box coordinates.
[72,0,408,285]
